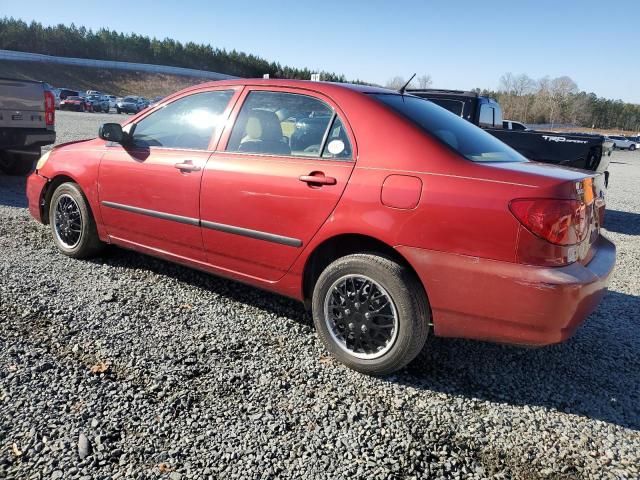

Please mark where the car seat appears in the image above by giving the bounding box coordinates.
[236,109,291,155]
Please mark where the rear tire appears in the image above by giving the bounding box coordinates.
[49,182,104,258]
[312,254,430,375]
[0,150,38,176]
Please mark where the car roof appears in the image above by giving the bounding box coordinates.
[180,78,395,96]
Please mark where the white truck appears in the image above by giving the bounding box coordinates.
[0,77,56,175]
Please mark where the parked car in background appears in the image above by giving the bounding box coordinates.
[149,96,164,107]
[86,90,102,96]
[52,89,61,109]
[607,135,638,150]
[116,96,147,114]
[57,88,81,100]
[26,80,615,375]
[105,95,117,110]
[503,120,529,131]
[86,94,110,113]
[0,77,55,175]
[59,96,91,112]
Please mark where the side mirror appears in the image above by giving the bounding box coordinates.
[99,123,125,143]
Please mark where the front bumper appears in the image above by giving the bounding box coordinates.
[397,235,616,345]
[117,105,138,112]
[26,172,49,223]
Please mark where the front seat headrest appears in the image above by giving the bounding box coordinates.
[243,109,284,143]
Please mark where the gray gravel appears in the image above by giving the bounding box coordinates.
[1,111,639,479]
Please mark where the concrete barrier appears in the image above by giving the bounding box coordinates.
[0,49,238,80]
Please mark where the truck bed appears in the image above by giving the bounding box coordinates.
[487,128,612,174]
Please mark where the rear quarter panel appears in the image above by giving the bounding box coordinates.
[291,93,541,263]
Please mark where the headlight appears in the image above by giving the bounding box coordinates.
[36,151,51,171]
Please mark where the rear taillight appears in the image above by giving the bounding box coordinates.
[44,90,55,126]
[509,198,588,246]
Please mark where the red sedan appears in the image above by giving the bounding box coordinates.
[27,80,615,375]
[59,96,92,112]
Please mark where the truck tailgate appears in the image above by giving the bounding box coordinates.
[0,78,46,129]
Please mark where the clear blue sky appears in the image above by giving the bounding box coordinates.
[2,0,639,103]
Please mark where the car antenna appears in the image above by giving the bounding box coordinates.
[398,73,416,95]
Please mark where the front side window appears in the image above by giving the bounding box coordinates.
[372,94,526,163]
[131,90,233,150]
[226,91,350,158]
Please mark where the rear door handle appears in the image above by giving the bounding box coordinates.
[299,173,337,186]
[174,160,201,172]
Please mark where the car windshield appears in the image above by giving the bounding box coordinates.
[371,94,527,163]
[124,97,137,102]
[67,96,81,100]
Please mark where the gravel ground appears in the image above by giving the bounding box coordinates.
[1,111,639,479]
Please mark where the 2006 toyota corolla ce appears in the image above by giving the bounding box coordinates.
[26,80,616,375]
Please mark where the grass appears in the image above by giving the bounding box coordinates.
[549,126,638,137]
[0,60,208,97]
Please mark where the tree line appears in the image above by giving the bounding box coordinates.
[0,17,349,82]
[480,73,639,132]
[1,18,637,132]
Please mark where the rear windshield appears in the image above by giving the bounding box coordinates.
[371,94,527,163]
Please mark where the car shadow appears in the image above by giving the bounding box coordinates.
[0,175,28,208]
[604,209,640,236]
[397,289,640,431]
[89,247,639,431]
[88,247,313,326]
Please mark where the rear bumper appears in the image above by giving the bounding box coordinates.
[26,172,49,223]
[397,235,616,345]
[0,128,55,149]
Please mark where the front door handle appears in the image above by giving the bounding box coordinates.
[174,160,201,172]
[299,172,337,186]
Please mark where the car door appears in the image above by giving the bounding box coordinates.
[200,87,356,282]
[98,87,239,262]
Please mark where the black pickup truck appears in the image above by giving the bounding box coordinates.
[409,89,613,183]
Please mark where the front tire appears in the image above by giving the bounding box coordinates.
[630,144,636,151]
[312,254,430,375]
[49,182,104,258]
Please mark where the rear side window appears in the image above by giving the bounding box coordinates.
[428,98,464,117]
[226,90,351,159]
[479,105,495,128]
[131,90,233,150]
[372,94,526,163]
[321,117,352,160]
